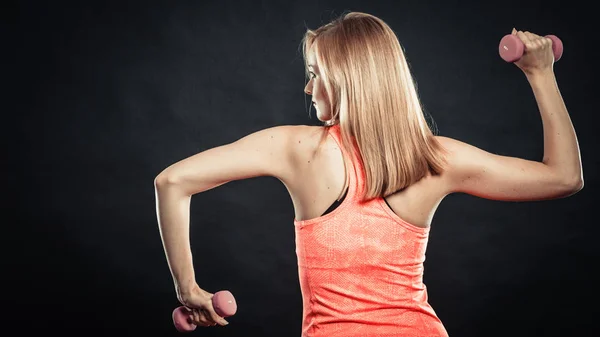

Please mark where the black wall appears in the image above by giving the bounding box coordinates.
[8,0,597,336]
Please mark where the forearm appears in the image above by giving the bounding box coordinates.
[526,70,583,184]
[154,179,196,294]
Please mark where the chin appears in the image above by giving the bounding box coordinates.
[316,112,332,123]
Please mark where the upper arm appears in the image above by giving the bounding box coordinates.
[437,136,583,201]
[155,125,296,195]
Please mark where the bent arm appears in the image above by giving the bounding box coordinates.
[528,70,582,184]
[440,70,583,200]
[154,125,295,296]
[438,137,581,201]
[154,181,196,298]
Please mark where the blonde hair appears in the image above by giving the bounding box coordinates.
[301,11,449,201]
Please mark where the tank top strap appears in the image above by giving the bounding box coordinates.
[327,124,364,202]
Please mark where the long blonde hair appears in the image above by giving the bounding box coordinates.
[301,11,449,201]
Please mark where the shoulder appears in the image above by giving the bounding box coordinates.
[431,135,497,194]
[155,124,330,196]
[259,124,321,139]
[281,124,328,150]
[433,135,468,153]
[261,124,323,152]
[432,135,493,187]
[246,124,324,178]
[239,124,313,145]
[237,124,305,161]
[433,135,491,168]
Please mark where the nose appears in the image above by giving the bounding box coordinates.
[304,80,312,95]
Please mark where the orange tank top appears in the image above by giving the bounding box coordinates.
[293,124,449,337]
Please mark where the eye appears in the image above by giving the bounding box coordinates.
[309,71,317,79]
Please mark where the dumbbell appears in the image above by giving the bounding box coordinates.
[499,34,563,62]
[172,290,237,332]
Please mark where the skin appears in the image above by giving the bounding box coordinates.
[305,52,332,122]
[154,28,583,328]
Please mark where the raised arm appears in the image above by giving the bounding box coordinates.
[439,30,583,201]
[153,125,295,300]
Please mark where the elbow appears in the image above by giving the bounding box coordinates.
[154,173,181,188]
[570,177,584,192]
[562,174,584,195]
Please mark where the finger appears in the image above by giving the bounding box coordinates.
[201,309,219,326]
[517,30,531,44]
[516,30,536,52]
[192,308,200,323]
[191,308,213,327]
[205,305,229,326]
[524,31,544,48]
[512,27,517,35]
[524,31,536,40]
[525,31,544,45]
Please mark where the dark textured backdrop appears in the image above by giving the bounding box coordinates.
[8,0,597,336]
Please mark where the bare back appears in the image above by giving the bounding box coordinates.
[282,125,449,229]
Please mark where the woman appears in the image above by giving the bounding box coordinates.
[154,12,583,336]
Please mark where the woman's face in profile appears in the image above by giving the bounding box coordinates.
[304,50,332,122]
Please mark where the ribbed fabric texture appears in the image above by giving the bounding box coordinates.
[293,125,448,337]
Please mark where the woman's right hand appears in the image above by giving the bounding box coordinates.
[177,283,230,327]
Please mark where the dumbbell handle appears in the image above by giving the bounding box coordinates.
[172,290,237,332]
[499,34,563,63]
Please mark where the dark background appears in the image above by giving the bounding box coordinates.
[8,0,598,336]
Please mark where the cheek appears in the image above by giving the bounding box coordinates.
[315,84,326,103]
